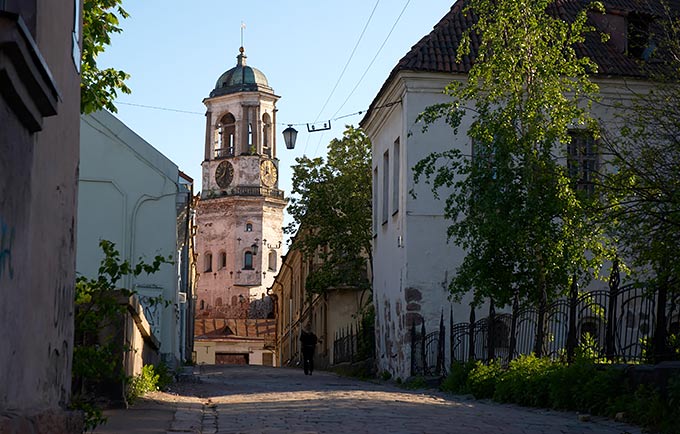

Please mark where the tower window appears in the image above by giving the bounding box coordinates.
[243,251,254,270]
[219,251,227,269]
[263,113,272,157]
[205,252,213,272]
[200,300,205,310]
[245,223,253,232]
[215,113,235,158]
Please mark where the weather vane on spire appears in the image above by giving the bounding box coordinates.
[240,21,246,50]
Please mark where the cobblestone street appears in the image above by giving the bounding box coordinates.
[125,365,644,434]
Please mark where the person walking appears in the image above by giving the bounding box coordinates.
[300,323,318,375]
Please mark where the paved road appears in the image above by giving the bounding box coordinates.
[165,365,641,434]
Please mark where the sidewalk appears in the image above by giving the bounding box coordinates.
[94,391,204,434]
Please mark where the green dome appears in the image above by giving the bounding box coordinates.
[210,48,273,97]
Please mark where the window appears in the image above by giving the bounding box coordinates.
[219,252,226,269]
[216,297,223,306]
[268,250,277,271]
[262,113,272,157]
[243,251,253,270]
[567,131,599,196]
[215,113,235,158]
[382,150,389,224]
[372,167,378,234]
[200,300,205,310]
[205,252,213,272]
[627,13,654,60]
[392,138,400,215]
[472,138,497,180]
[245,223,253,232]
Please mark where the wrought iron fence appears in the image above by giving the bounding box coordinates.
[333,321,375,365]
[412,266,679,376]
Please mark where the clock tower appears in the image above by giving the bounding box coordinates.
[195,47,286,319]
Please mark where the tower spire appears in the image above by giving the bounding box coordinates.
[240,21,246,51]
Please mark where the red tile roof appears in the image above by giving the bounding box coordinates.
[362,0,678,124]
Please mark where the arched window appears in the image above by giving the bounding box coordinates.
[204,252,213,272]
[268,250,277,271]
[248,123,253,151]
[200,300,205,310]
[219,251,227,269]
[231,295,238,306]
[216,297,223,306]
[245,223,253,232]
[243,251,253,270]
[262,113,272,157]
[216,113,236,158]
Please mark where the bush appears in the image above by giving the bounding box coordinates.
[493,354,556,406]
[466,359,502,399]
[438,355,679,433]
[126,364,173,404]
[440,361,475,394]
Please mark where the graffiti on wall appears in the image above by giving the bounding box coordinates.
[0,218,15,280]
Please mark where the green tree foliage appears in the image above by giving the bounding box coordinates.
[81,0,131,114]
[72,240,170,430]
[413,0,611,308]
[601,6,680,292]
[285,126,372,294]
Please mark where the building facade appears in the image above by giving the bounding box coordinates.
[272,234,369,370]
[361,0,662,378]
[0,1,83,432]
[78,110,194,368]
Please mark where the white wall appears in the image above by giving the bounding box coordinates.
[78,110,182,366]
[365,71,645,378]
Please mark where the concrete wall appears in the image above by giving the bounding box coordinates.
[0,1,83,432]
[78,110,183,367]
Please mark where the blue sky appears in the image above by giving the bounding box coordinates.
[100,0,453,196]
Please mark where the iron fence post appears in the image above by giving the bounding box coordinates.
[420,322,427,375]
[468,306,476,362]
[450,306,454,366]
[606,258,620,360]
[410,322,416,376]
[653,278,669,363]
[350,323,354,363]
[534,291,546,358]
[488,299,496,362]
[509,293,518,363]
[566,276,578,363]
[436,311,445,375]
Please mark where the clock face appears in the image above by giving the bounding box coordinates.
[215,161,234,188]
[260,160,278,188]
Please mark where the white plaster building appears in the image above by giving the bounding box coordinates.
[195,47,286,318]
[361,0,664,378]
[78,110,191,368]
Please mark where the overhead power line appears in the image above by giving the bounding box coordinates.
[115,99,401,129]
[330,0,412,120]
[312,0,381,124]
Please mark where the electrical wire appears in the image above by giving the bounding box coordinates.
[312,0,381,125]
[329,0,412,120]
[113,99,402,131]
[117,101,204,115]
